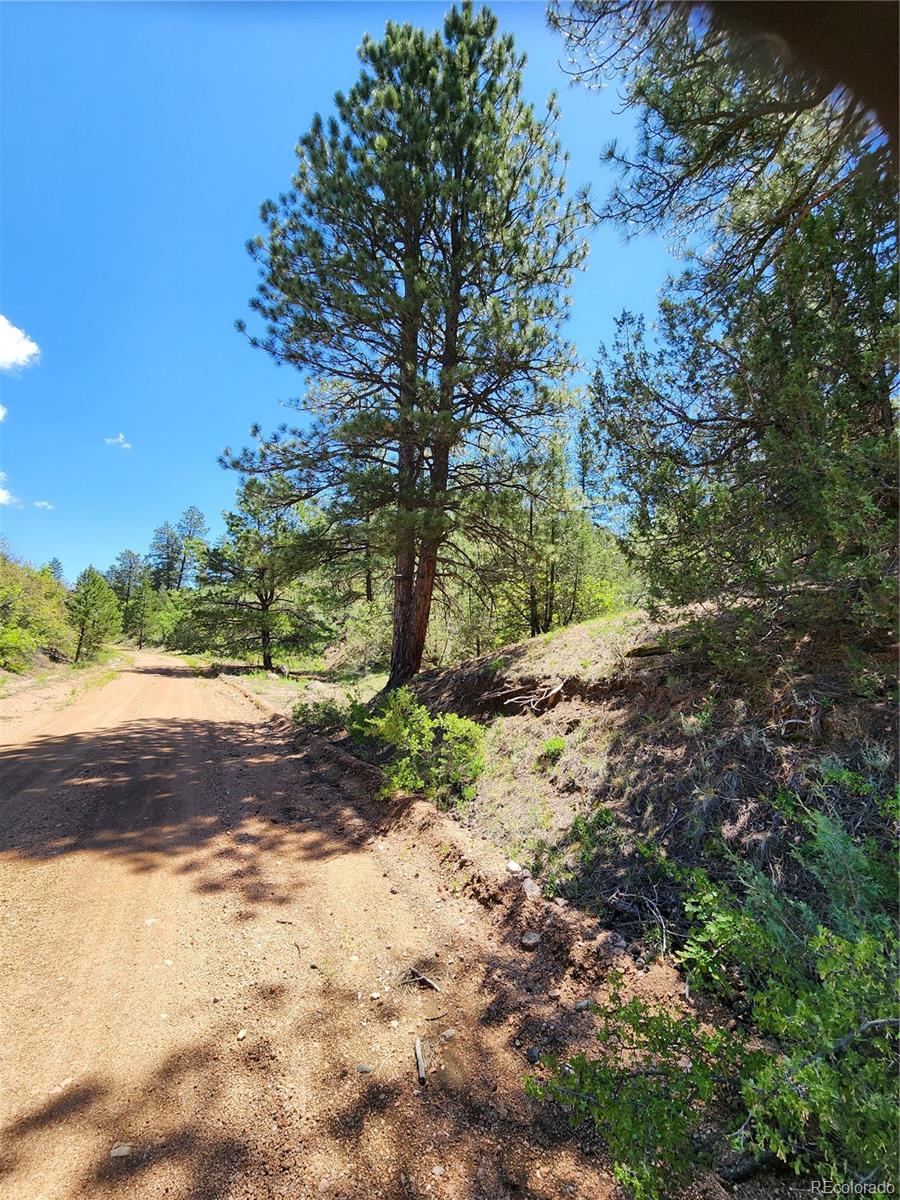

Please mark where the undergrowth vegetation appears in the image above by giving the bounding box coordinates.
[293,687,485,810]
[531,783,899,1198]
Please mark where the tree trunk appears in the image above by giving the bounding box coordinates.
[529,580,541,638]
[387,251,423,690]
[387,442,419,689]
[410,536,440,670]
[364,517,374,602]
[74,625,85,663]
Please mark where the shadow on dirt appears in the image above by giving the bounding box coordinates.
[0,658,414,920]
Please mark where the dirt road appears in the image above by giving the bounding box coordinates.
[0,652,625,1200]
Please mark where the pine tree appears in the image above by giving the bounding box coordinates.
[106,549,144,626]
[147,522,183,591]
[193,481,324,670]
[45,557,66,586]
[233,2,587,687]
[593,168,897,632]
[67,567,122,662]
[128,570,159,649]
[175,505,209,589]
[550,0,891,287]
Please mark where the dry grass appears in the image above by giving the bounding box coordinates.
[411,611,898,942]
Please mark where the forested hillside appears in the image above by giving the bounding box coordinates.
[2,3,896,1198]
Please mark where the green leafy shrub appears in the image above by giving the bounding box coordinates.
[744,925,898,1181]
[0,549,74,670]
[430,711,485,806]
[371,689,485,809]
[291,697,349,735]
[537,800,899,1196]
[369,687,435,793]
[527,976,753,1200]
[293,686,485,811]
[538,735,566,768]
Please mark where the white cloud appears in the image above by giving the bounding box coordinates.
[0,315,40,372]
[33,500,54,510]
[0,471,18,507]
[104,432,132,450]
[0,405,7,422]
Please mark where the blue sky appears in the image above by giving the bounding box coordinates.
[0,1,675,581]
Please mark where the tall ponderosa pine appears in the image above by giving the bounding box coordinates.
[175,506,209,589]
[233,3,587,686]
[147,522,183,591]
[106,549,145,627]
[46,557,66,586]
[193,481,324,670]
[67,567,122,663]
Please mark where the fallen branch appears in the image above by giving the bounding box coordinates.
[398,966,442,992]
[414,1038,427,1085]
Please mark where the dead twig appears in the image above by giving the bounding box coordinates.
[398,966,442,992]
[414,1038,427,1085]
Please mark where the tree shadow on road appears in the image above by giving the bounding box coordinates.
[1,703,416,921]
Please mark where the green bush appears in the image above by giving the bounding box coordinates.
[292,686,485,810]
[431,711,485,806]
[527,976,752,1200]
[371,688,485,809]
[0,550,74,670]
[291,697,349,735]
[369,687,435,793]
[538,735,566,768]
[535,799,899,1196]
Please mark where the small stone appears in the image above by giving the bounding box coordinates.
[574,998,592,1012]
[520,931,541,949]
[109,1143,132,1158]
[554,897,568,908]
[521,877,542,901]
[356,1064,374,1074]
[237,1028,247,1041]
[389,1019,399,1028]
[525,1046,542,1064]
[506,860,522,874]
[432,1166,444,1178]
[390,887,399,895]
[370,991,381,1000]
[548,989,562,1000]
[440,1028,455,1041]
